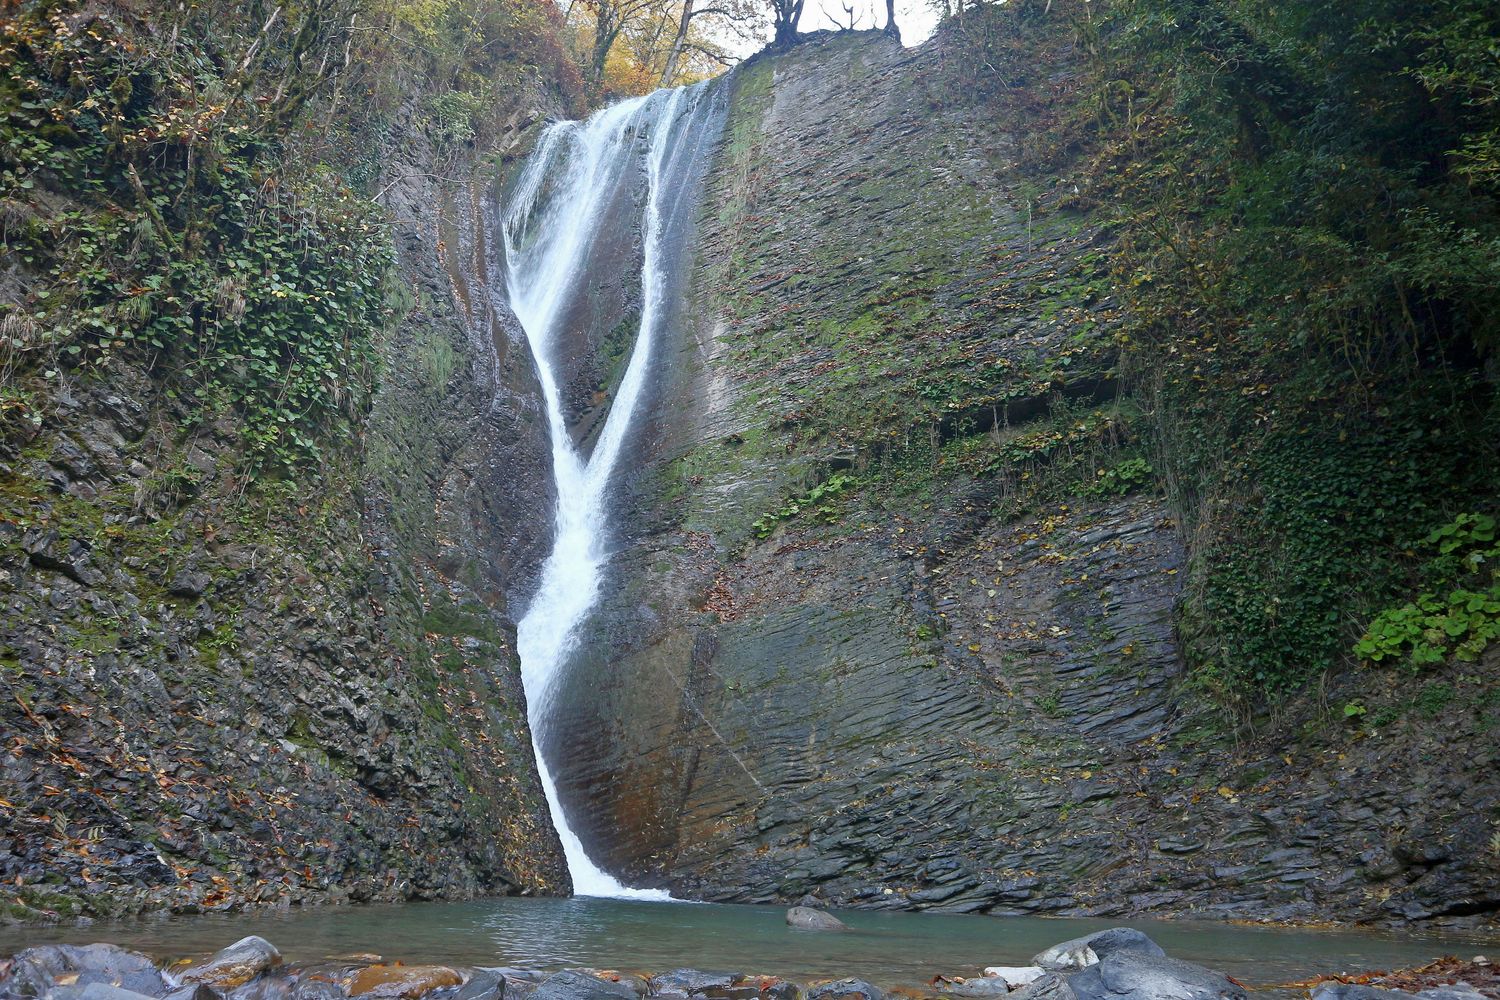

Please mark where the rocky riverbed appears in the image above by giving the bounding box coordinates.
[1,924,1495,1000]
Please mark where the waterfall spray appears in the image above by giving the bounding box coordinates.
[502,83,719,899]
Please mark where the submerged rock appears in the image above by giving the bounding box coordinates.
[647,971,777,1000]
[1068,953,1244,1000]
[785,908,846,932]
[648,971,738,997]
[1312,987,1492,1000]
[1033,930,1165,973]
[229,974,296,1000]
[804,981,881,1000]
[934,980,1012,997]
[485,970,549,1000]
[1312,988,1420,1000]
[347,966,465,999]
[0,943,165,998]
[48,985,159,1000]
[289,981,345,1000]
[451,970,505,1000]
[182,938,282,989]
[531,972,638,1000]
[161,986,222,1000]
[1415,989,1489,1000]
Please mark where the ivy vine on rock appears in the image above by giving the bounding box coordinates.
[0,2,392,472]
[1356,513,1500,669]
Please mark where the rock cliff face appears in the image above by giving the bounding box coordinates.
[541,31,1500,926]
[0,104,567,921]
[5,10,1496,930]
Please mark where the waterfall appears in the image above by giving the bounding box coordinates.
[501,82,722,899]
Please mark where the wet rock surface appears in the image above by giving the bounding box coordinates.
[0,944,165,998]
[530,972,638,1000]
[180,938,281,989]
[804,982,881,1000]
[347,966,465,999]
[9,930,1469,1000]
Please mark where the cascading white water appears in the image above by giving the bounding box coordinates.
[502,83,716,899]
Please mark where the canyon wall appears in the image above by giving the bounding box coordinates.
[0,91,568,922]
[541,31,1500,927]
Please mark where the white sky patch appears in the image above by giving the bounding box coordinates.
[798,0,941,40]
[708,0,942,61]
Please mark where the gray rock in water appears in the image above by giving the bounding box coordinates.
[228,975,294,1000]
[484,970,550,1000]
[182,938,282,989]
[785,907,847,932]
[48,985,159,1000]
[289,982,343,1000]
[648,972,737,997]
[531,972,637,1000]
[451,971,505,1000]
[647,971,764,1000]
[1069,953,1245,1000]
[934,980,1012,997]
[1416,987,1488,1000]
[805,981,881,1000]
[1033,930,1166,972]
[0,944,165,998]
[1010,974,1077,1000]
[162,986,224,1000]
[1311,988,1418,1000]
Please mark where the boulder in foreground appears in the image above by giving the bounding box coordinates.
[531,971,639,1000]
[180,937,281,989]
[0,944,165,998]
[1033,930,1166,973]
[348,965,466,999]
[1068,952,1245,1000]
[805,980,882,1000]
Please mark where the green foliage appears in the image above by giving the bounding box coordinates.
[1415,680,1456,718]
[426,90,486,145]
[0,4,396,471]
[1175,402,1493,696]
[1426,512,1499,577]
[1355,513,1500,669]
[420,595,505,645]
[752,473,856,537]
[1406,1,1500,189]
[1036,690,1064,717]
[951,0,1500,704]
[371,0,583,118]
[1081,456,1153,498]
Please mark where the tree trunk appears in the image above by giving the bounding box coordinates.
[884,0,899,40]
[659,0,693,88]
[590,4,621,89]
[773,0,803,48]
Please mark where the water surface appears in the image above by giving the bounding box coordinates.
[1,897,1494,989]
